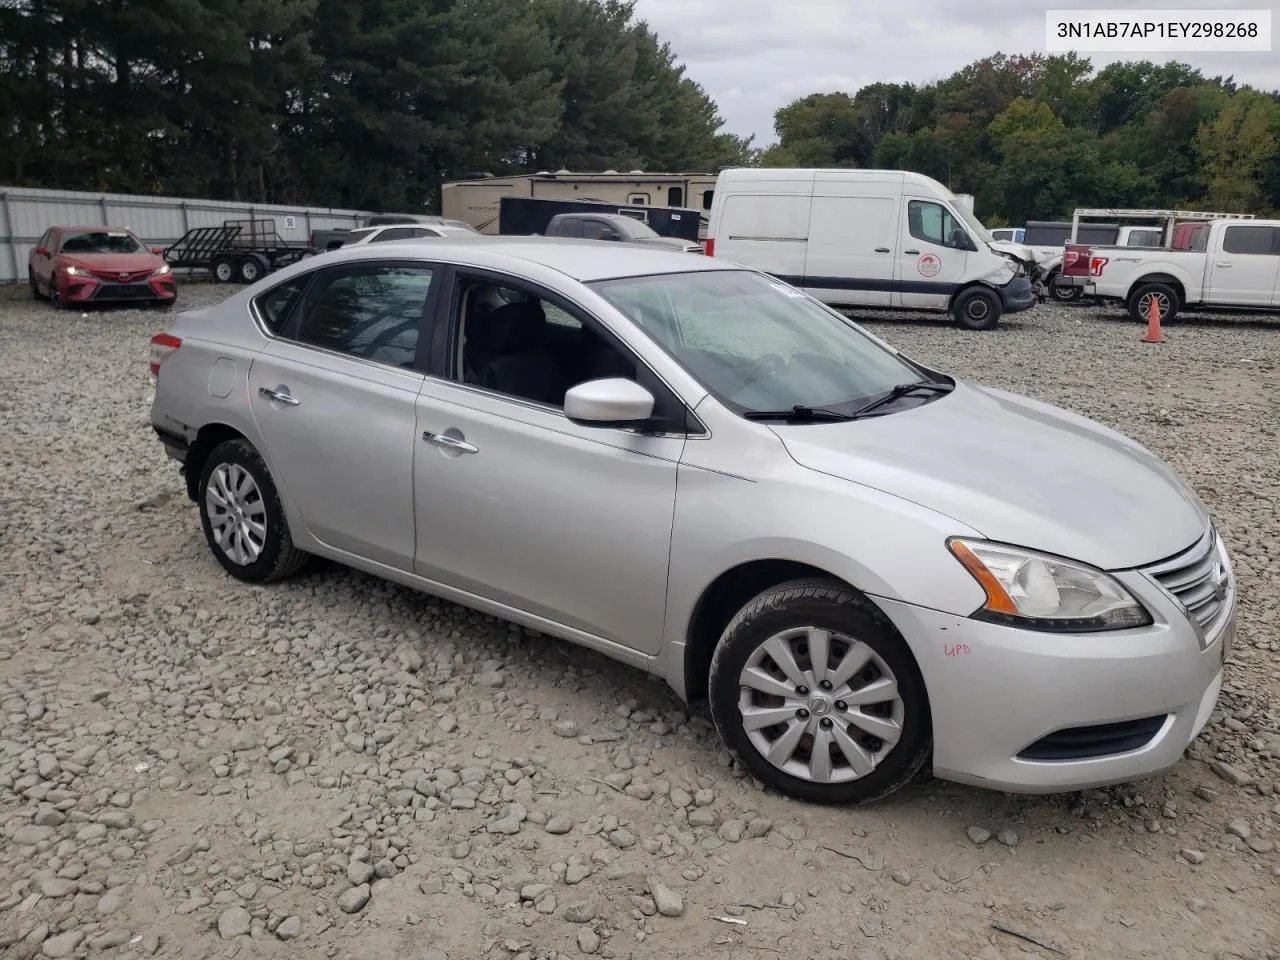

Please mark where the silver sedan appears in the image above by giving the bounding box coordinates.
[148,238,1234,804]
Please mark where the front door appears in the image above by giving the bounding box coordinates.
[895,197,970,310]
[1205,224,1280,306]
[246,260,440,570]
[412,273,686,654]
[802,195,899,307]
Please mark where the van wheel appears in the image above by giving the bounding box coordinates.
[952,287,1001,331]
[708,578,931,805]
[1129,283,1179,325]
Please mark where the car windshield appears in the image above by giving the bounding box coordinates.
[615,217,660,240]
[59,230,143,254]
[592,269,933,415]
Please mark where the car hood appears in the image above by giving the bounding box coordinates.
[774,382,1207,570]
[58,252,161,272]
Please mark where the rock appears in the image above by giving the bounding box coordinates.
[347,861,375,885]
[1225,818,1251,841]
[554,721,579,738]
[37,877,77,898]
[891,869,912,886]
[997,829,1018,847]
[1209,761,1253,787]
[95,810,133,829]
[337,884,371,914]
[577,927,600,954]
[966,826,991,845]
[13,825,54,845]
[1246,836,1274,854]
[41,931,85,958]
[275,916,302,941]
[1180,848,1206,864]
[217,906,252,939]
[475,670,504,688]
[565,864,590,885]
[718,819,746,843]
[545,816,573,835]
[373,858,398,879]
[563,902,597,923]
[649,879,684,917]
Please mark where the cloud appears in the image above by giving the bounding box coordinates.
[632,0,1280,142]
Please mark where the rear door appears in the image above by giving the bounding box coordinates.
[714,193,811,281]
[802,194,899,306]
[1205,224,1280,305]
[895,198,969,310]
[246,260,442,571]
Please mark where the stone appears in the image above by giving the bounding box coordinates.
[337,884,371,914]
[649,879,684,917]
[217,906,252,939]
[966,826,991,845]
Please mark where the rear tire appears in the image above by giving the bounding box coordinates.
[237,253,269,284]
[1129,282,1179,325]
[197,438,310,583]
[952,286,1001,331]
[708,578,931,805]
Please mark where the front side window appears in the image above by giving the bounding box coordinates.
[58,230,144,254]
[907,200,970,250]
[593,269,927,414]
[581,220,621,241]
[292,264,434,367]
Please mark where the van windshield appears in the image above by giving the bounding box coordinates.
[592,269,936,416]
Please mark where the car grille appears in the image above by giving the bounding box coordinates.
[1141,527,1231,642]
[88,268,152,282]
[1018,716,1167,761]
[93,283,155,301]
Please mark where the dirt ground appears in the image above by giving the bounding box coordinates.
[0,282,1277,960]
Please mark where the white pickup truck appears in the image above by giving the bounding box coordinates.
[1071,218,1280,322]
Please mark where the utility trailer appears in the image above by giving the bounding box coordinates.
[164,219,320,284]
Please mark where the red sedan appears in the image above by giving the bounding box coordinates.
[29,226,177,309]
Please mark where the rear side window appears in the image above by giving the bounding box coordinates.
[1222,225,1278,255]
[253,275,310,335]
[292,264,435,367]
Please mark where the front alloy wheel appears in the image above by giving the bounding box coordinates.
[709,578,931,805]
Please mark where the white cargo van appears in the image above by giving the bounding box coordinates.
[705,168,1038,330]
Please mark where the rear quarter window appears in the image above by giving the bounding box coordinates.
[253,274,310,335]
[1222,225,1278,256]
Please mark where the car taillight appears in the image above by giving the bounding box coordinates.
[705,238,715,256]
[1090,256,1108,276]
[150,333,181,377]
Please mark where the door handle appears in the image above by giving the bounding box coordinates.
[874,247,890,253]
[258,386,299,406]
[904,249,920,255]
[423,431,478,454]
[1216,262,1232,268]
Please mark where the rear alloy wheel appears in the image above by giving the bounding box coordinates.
[951,286,1001,331]
[708,578,931,805]
[197,438,309,583]
[1129,282,1179,325]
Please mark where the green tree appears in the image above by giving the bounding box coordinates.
[1192,89,1280,212]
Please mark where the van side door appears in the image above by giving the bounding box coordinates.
[802,194,899,307]
[895,198,970,310]
[1205,224,1280,306]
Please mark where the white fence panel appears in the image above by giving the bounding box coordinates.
[0,186,391,283]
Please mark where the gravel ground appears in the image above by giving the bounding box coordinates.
[1,282,1278,960]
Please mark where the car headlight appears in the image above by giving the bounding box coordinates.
[152,263,171,276]
[63,264,81,276]
[947,538,1152,632]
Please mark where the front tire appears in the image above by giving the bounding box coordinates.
[952,286,1002,331]
[197,438,309,583]
[708,578,931,805]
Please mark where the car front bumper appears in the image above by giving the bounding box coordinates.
[873,550,1233,794]
[997,274,1037,313]
[60,274,176,304]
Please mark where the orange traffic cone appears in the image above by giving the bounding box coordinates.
[1141,295,1164,343]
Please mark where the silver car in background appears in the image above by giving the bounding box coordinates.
[148,238,1235,804]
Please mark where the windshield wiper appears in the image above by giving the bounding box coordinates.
[742,405,854,423]
[847,380,954,419]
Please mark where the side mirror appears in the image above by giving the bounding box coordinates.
[564,378,655,428]
[34,246,49,257]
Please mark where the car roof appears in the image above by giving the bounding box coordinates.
[304,236,738,283]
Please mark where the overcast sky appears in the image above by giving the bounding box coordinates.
[631,0,1280,144]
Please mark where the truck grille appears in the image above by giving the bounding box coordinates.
[1141,527,1231,642]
